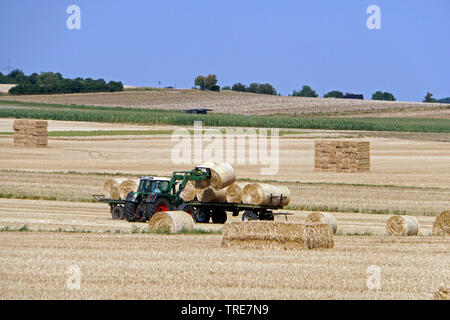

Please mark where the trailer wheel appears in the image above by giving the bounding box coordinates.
[194,207,211,223]
[124,201,137,222]
[211,210,227,224]
[111,206,124,220]
[242,210,258,221]
[145,197,171,221]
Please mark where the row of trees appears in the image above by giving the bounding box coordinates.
[1,69,123,95]
[194,75,447,102]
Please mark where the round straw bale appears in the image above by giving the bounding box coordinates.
[272,185,291,206]
[194,161,215,188]
[305,212,337,234]
[434,285,450,300]
[386,215,419,236]
[210,162,236,190]
[196,187,226,203]
[432,210,450,236]
[119,179,140,199]
[241,183,281,206]
[148,211,195,233]
[225,182,249,203]
[180,180,196,202]
[103,178,127,199]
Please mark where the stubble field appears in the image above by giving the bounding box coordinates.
[0,116,449,300]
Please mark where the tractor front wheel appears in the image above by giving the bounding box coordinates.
[124,201,137,222]
[145,197,172,221]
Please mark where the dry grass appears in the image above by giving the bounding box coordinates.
[0,231,448,299]
[1,89,448,116]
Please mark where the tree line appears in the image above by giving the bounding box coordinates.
[194,74,446,102]
[0,69,123,95]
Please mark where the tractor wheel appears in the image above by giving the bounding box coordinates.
[242,210,259,221]
[211,210,227,224]
[177,204,195,218]
[145,197,172,221]
[111,206,124,220]
[124,201,137,222]
[194,207,211,223]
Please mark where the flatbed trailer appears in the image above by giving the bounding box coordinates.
[93,194,292,223]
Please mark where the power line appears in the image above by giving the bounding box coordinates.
[0,59,16,73]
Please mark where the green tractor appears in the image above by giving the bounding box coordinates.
[123,167,211,222]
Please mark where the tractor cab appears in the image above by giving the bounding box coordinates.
[137,177,171,195]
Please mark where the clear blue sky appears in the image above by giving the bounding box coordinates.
[1,0,449,101]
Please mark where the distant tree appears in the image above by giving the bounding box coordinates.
[324,90,344,98]
[437,97,450,104]
[194,75,206,90]
[6,69,26,84]
[372,91,396,101]
[107,81,124,92]
[221,86,231,91]
[231,82,247,92]
[292,85,318,97]
[256,83,277,95]
[423,92,437,103]
[204,74,218,90]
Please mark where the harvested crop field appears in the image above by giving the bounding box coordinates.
[0,118,449,300]
[1,89,448,116]
[0,230,448,300]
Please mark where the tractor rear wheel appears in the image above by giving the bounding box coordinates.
[111,206,124,220]
[194,207,211,223]
[124,201,137,222]
[211,210,227,224]
[177,204,195,218]
[242,210,259,221]
[145,197,172,221]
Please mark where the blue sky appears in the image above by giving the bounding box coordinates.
[1,0,449,101]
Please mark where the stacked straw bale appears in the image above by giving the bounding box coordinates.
[181,162,290,207]
[221,221,334,250]
[148,211,195,233]
[385,215,419,236]
[432,210,450,236]
[315,140,370,173]
[13,119,48,148]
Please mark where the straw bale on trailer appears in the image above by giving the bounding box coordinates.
[196,187,226,203]
[180,180,197,202]
[210,162,236,190]
[225,182,249,203]
[242,183,290,206]
[194,161,215,188]
[118,179,140,199]
[103,178,127,199]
